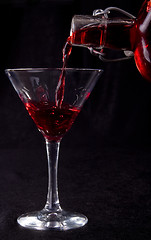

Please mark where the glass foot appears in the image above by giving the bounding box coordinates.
[17,209,88,230]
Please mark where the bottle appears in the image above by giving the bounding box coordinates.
[69,1,151,81]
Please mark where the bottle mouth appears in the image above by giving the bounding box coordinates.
[70,15,102,36]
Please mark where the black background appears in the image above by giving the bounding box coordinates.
[1,0,151,239]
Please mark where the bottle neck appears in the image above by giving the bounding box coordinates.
[70,18,135,51]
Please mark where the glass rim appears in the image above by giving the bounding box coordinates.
[5,67,103,73]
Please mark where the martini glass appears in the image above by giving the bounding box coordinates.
[5,68,102,231]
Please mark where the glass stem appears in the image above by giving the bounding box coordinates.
[44,139,62,212]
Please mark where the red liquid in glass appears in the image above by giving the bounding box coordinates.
[25,101,80,141]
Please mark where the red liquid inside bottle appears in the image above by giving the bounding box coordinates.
[70,19,135,51]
